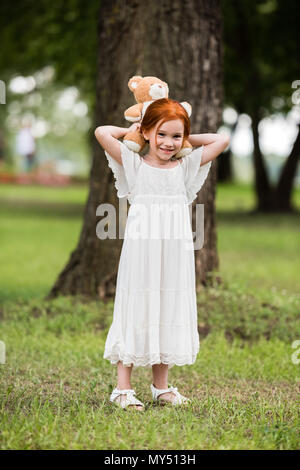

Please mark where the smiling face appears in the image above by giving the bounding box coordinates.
[142,119,184,162]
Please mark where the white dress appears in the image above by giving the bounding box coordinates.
[103,141,212,370]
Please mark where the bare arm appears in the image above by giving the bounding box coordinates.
[94,123,141,165]
[188,133,230,165]
[94,126,128,165]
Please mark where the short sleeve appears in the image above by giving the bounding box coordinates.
[181,145,212,204]
[104,141,142,200]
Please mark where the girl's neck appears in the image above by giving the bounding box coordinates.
[143,148,176,167]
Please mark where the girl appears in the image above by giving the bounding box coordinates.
[95,98,229,411]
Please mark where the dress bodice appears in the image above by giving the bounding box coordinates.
[104,141,212,205]
[132,160,187,199]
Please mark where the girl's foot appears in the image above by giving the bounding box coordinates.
[114,394,144,411]
[110,388,145,411]
[151,383,190,406]
[156,391,177,403]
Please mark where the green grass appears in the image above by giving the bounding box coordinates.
[215,183,300,293]
[0,182,299,450]
[0,184,88,303]
[1,296,299,450]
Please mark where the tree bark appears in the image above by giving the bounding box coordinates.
[46,0,224,301]
[251,108,273,211]
[276,123,300,212]
[251,115,300,213]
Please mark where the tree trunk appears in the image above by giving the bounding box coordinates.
[46,0,223,301]
[251,108,273,211]
[217,120,237,183]
[276,123,300,212]
[251,114,300,213]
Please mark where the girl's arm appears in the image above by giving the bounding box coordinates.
[188,133,230,165]
[94,126,128,165]
[94,123,141,165]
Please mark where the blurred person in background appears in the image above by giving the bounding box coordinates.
[15,122,36,172]
[0,129,5,169]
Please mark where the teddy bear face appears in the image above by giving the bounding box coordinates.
[129,76,169,103]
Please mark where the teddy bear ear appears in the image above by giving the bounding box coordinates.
[180,101,192,117]
[128,76,143,92]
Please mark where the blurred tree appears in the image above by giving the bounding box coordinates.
[0,0,100,157]
[1,0,299,212]
[222,0,300,211]
[47,0,223,300]
[0,0,99,104]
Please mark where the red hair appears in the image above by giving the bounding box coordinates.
[140,98,190,148]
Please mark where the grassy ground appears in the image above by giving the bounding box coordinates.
[0,182,299,450]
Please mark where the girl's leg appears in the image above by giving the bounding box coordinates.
[152,363,176,402]
[115,361,144,410]
[152,363,168,388]
[117,360,133,389]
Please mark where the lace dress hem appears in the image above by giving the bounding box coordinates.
[103,350,199,369]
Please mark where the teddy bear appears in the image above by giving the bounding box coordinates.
[123,76,193,159]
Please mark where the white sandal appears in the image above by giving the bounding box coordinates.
[150,383,191,406]
[109,388,145,411]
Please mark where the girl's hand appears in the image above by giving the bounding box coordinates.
[127,123,141,133]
